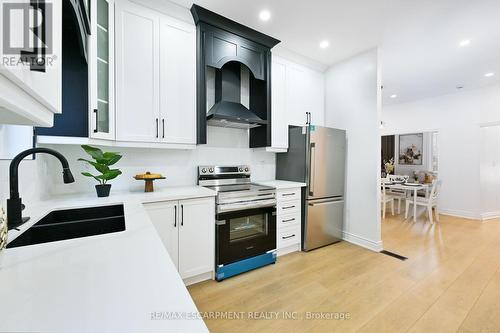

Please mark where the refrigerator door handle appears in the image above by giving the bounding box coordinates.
[309,142,316,196]
[308,197,344,206]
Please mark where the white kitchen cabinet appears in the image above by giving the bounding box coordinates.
[115,0,159,142]
[270,57,288,150]
[178,198,214,279]
[0,1,62,126]
[115,0,196,145]
[269,55,325,150]
[144,200,179,268]
[159,18,196,145]
[89,0,115,140]
[276,187,302,256]
[145,197,215,285]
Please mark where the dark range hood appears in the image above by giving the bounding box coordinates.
[191,4,280,146]
[207,62,267,129]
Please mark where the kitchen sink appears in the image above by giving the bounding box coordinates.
[6,204,126,249]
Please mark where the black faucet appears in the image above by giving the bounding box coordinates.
[7,148,75,230]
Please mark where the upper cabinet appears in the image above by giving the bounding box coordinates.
[269,55,325,150]
[190,5,280,147]
[115,0,196,145]
[0,1,62,126]
[159,17,196,145]
[89,0,115,140]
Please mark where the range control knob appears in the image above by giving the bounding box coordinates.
[244,167,249,172]
[201,168,207,173]
[239,167,243,172]
[209,168,214,173]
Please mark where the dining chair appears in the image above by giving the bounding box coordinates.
[387,175,409,214]
[388,175,410,183]
[405,180,441,224]
[381,179,396,219]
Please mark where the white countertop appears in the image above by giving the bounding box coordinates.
[0,186,216,333]
[257,180,306,189]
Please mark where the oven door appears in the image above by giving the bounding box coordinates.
[216,205,276,266]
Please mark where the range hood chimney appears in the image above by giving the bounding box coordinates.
[207,62,267,129]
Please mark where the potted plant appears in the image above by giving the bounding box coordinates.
[78,145,122,197]
[384,158,395,175]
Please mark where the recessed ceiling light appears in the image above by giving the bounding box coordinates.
[484,72,495,77]
[390,94,397,99]
[459,39,471,47]
[319,40,329,49]
[259,10,271,21]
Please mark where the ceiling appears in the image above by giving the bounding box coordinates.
[170,0,500,105]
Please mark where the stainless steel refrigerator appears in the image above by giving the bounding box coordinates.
[276,125,346,251]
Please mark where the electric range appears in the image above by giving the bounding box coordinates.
[198,165,277,281]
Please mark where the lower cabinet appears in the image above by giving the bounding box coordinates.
[276,188,302,256]
[144,197,215,285]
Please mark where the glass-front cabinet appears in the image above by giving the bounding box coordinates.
[89,0,115,139]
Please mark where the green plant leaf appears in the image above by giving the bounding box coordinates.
[81,145,104,161]
[81,172,102,184]
[102,153,122,166]
[97,169,122,181]
[78,158,110,174]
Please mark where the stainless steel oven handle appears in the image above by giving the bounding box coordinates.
[216,220,226,225]
[217,201,277,213]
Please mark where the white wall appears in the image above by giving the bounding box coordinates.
[325,48,382,251]
[39,127,275,196]
[480,124,500,219]
[382,83,500,220]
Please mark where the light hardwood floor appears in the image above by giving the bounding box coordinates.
[188,213,500,333]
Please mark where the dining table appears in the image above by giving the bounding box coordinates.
[383,182,431,222]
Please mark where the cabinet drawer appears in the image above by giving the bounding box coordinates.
[277,200,300,215]
[278,212,300,228]
[278,225,301,249]
[277,188,301,202]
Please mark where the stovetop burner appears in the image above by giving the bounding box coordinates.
[206,183,274,193]
[198,165,276,213]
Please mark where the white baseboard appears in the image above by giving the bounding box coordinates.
[439,208,481,221]
[480,211,500,221]
[277,243,301,257]
[342,231,383,252]
[183,271,213,286]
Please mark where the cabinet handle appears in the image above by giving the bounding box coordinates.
[162,119,165,138]
[181,204,184,226]
[283,205,295,210]
[174,205,177,227]
[282,218,295,223]
[282,193,295,197]
[93,109,98,133]
[282,234,296,240]
[156,118,159,138]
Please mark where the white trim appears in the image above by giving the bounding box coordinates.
[36,135,197,150]
[439,208,481,221]
[480,211,500,221]
[182,271,213,286]
[277,243,301,257]
[342,231,383,252]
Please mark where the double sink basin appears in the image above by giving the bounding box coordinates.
[7,204,126,249]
